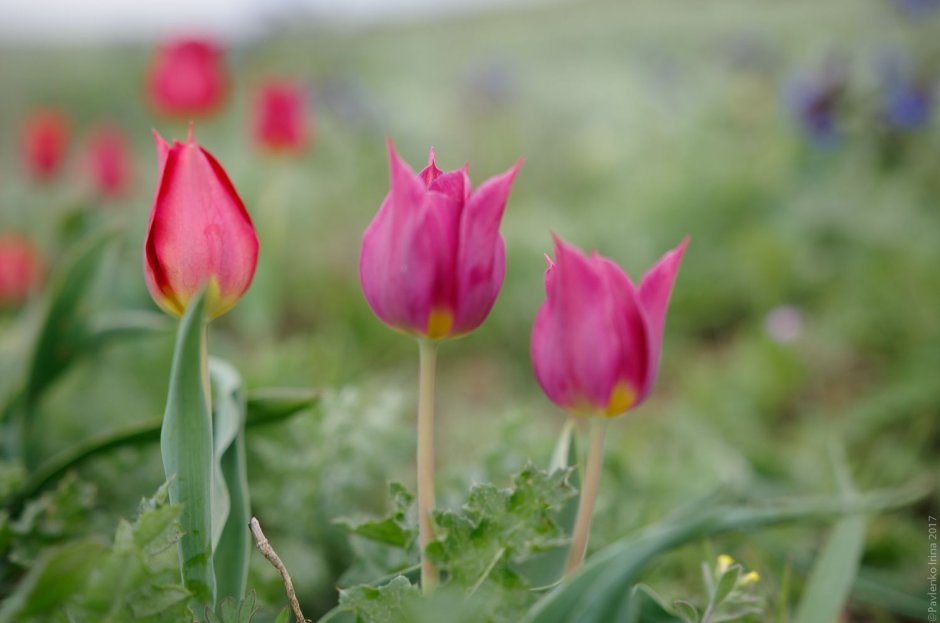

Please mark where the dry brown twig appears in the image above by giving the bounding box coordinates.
[249,516,308,623]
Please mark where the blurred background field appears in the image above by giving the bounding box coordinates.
[1,0,938,620]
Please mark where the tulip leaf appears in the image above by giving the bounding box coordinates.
[209,357,251,604]
[11,386,319,510]
[8,230,115,466]
[793,448,866,623]
[523,483,925,623]
[160,287,216,608]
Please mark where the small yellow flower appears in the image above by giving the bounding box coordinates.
[740,571,760,586]
[717,554,735,574]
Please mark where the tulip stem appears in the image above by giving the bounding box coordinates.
[416,339,440,592]
[564,418,608,578]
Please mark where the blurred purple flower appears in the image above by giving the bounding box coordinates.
[785,61,849,146]
[892,0,939,18]
[878,53,933,131]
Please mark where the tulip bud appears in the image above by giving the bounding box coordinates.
[531,236,688,417]
[148,38,228,117]
[253,81,311,154]
[360,141,521,340]
[21,110,69,180]
[84,124,133,199]
[0,233,44,308]
[144,125,258,319]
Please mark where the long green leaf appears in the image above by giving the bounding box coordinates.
[6,230,115,466]
[11,387,319,508]
[210,358,251,603]
[793,446,866,623]
[523,484,925,623]
[161,288,215,608]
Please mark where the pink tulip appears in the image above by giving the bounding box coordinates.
[147,38,228,117]
[144,125,258,319]
[360,141,522,340]
[253,81,311,154]
[85,124,133,199]
[21,110,69,180]
[0,234,44,308]
[531,236,688,417]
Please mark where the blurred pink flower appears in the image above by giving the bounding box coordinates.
[21,110,69,180]
[147,38,228,117]
[144,125,258,319]
[763,305,803,344]
[253,81,312,154]
[84,124,133,199]
[0,233,44,308]
[531,236,688,417]
[360,141,522,340]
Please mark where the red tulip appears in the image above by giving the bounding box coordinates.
[253,81,311,154]
[360,141,521,340]
[144,125,258,319]
[21,110,69,180]
[147,38,228,117]
[0,234,44,308]
[85,125,133,199]
[531,236,688,417]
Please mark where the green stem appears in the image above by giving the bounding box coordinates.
[564,418,607,578]
[417,339,439,592]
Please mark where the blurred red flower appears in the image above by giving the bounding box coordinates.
[253,81,312,154]
[0,234,44,308]
[21,110,69,180]
[85,124,133,199]
[148,38,228,117]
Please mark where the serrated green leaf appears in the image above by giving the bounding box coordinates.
[335,481,417,549]
[0,540,107,623]
[338,576,420,623]
[130,584,192,618]
[427,462,574,607]
[160,288,215,608]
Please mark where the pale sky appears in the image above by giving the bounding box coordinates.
[0,0,541,44]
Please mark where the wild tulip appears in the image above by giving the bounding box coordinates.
[359,141,521,592]
[21,110,69,180]
[0,234,44,308]
[253,81,311,154]
[148,38,228,117]
[360,141,521,341]
[531,235,687,576]
[144,124,258,320]
[85,124,133,199]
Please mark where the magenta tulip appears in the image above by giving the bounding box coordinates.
[360,141,521,340]
[84,124,133,199]
[21,110,69,180]
[144,125,258,319]
[531,236,688,417]
[0,233,44,308]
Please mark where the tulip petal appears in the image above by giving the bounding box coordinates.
[452,160,520,334]
[361,143,461,334]
[545,237,622,411]
[597,256,649,403]
[144,136,257,318]
[637,237,689,396]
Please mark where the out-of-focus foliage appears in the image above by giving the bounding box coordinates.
[0,0,937,620]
